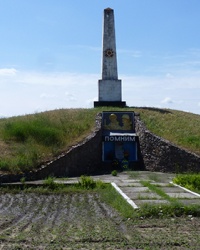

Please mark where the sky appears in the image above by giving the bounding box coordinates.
[1,0,200,117]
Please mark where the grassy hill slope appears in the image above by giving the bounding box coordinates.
[0,107,199,174]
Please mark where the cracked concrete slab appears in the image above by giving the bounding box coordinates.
[128,192,162,200]
[120,186,150,192]
[160,187,187,193]
[135,200,169,205]
[167,193,200,199]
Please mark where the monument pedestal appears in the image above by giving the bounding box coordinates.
[94,101,126,107]
[98,79,121,101]
[94,79,126,107]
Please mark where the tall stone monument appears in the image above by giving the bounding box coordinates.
[94,8,126,107]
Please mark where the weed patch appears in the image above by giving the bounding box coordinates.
[136,203,200,218]
[78,175,106,190]
[173,173,200,193]
[43,176,65,190]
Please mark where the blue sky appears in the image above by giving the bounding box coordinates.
[1,0,200,117]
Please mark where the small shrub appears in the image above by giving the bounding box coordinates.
[111,170,118,176]
[20,177,26,185]
[43,176,64,190]
[95,179,107,189]
[78,175,96,189]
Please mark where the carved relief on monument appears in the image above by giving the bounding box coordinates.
[103,112,134,131]
[105,49,114,57]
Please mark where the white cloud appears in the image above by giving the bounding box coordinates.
[40,93,57,99]
[0,70,99,116]
[65,92,77,102]
[0,69,200,117]
[0,68,18,76]
[161,97,173,104]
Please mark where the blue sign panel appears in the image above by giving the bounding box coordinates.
[102,111,138,169]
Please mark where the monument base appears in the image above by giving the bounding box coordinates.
[98,79,122,101]
[94,101,126,107]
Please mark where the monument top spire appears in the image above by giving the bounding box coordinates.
[105,7,113,11]
[102,8,118,80]
[94,8,126,107]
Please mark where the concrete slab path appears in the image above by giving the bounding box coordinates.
[58,171,200,208]
[6,171,200,208]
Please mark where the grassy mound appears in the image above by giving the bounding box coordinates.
[0,107,199,174]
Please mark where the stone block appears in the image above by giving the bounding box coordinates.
[98,79,122,101]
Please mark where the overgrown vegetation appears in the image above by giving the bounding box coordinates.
[0,109,101,173]
[42,175,107,191]
[173,173,200,194]
[137,108,200,155]
[135,203,200,218]
[78,175,106,189]
[0,107,200,174]
[43,176,65,190]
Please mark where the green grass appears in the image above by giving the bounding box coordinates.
[0,109,101,173]
[135,203,200,218]
[137,108,200,155]
[99,184,135,218]
[0,107,200,173]
[173,173,200,194]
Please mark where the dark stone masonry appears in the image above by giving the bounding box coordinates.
[0,112,200,183]
[135,115,200,173]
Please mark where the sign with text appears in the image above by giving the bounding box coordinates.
[102,111,138,166]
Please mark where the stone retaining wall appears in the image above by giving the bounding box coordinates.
[0,114,103,183]
[1,112,200,183]
[135,116,200,172]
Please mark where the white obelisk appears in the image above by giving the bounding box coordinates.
[94,8,126,107]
